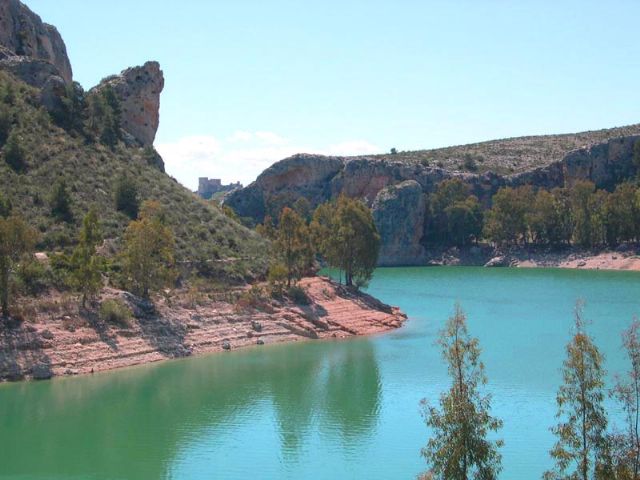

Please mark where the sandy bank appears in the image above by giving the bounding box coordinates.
[0,277,406,382]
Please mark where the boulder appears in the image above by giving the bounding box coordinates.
[31,362,52,380]
[484,256,508,267]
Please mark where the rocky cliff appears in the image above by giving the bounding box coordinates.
[92,62,165,147]
[0,0,164,147]
[226,129,640,266]
[0,0,72,83]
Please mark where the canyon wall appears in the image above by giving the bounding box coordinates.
[226,135,640,266]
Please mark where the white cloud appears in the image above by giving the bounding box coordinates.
[156,132,381,191]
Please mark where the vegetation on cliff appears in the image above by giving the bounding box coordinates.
[0,69,268,321]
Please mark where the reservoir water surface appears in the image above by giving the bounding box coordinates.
[1,267,639,479]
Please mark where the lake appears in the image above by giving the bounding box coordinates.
[1,267,639,479]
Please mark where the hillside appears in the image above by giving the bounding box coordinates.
[0,71,267,282]
[374,124,640,175]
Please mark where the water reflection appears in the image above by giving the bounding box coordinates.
[0,338,382,479]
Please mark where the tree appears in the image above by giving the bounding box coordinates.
[0,215,36,318]
[49,179,73,222]
[114,174,140,219]
[483,186,533,246]
[604,183,640,245]
[571,181,606,248]
[428,178,471,244]
[445,196,484,246]
[312,196,380,288]
[420,304,503,480]
[274,207,312,287]
[70,208,103,307]
[122,200,175,298]
[256,215,277,240]
[610,319,640,479]
[3,131,26,172]
[545,301,608,480]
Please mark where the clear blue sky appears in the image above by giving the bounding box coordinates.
[27,0,640,188]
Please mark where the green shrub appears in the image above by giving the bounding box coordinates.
[287,285,310,305]
[99,299,131,327]
[16,259,47,295]
[114,174,139,219]
[49,180,73,222]
[3,131,26,172]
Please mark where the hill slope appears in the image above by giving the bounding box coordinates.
[362,124,640,175]
[0,70,268,282]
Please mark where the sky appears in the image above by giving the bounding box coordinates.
[26,0,640,190]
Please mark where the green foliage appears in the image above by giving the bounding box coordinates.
[267,262,288,298]
[70,208,103,306]
[3,131,26,172]
[15,257,46,296]
[427,179,473,244]
[256,215,277,240]
[545,302,608,480]
[114,174,140,219]
[287,284,310,305]
[99,298,131,327]
[571,181,606,248]
[0,103,13,145]
[122,200,176,298]
[311,195,380,288]
[88,85,121,148]
[610,319,640,479]
[274,207,312,287]
[0,192,12,218]
[0,215,36,317]
[420,304,503,480]
[51,82,87,132]
[483,186,533,245]
[49,179,73,222]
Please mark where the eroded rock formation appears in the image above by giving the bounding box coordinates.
[0,0,72,83]
[372,180,426,266]
[93,62,164,147]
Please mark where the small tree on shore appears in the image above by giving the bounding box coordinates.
[420,304,503,480]
[0,215,35,318]
[122,200,175,298]
[311,196,380,288]
[545,301,608,480]
[70,208,103,307]
[274,207,312,287]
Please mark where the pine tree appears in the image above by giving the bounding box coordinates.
[545,301,608,480]
[71,208,103,307]
[114,174,140,219]
[420,304,503,480]
[49,179,73,222]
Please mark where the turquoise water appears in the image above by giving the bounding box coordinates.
[0,267,639,479]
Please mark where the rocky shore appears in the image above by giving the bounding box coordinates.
[425,244,640,271]
[0,277,406,382]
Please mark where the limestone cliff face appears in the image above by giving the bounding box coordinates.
[372,181,426,266]
[93,62,164,147]
[226,134,640,266]
[0,0,72,83]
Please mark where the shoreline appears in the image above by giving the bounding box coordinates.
[422,244,640,272]
[0,277,406,383]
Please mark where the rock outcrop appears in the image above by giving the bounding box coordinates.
[226,134,640,266]
[372,181,426,266]
[0,0,72,83]
[93,62,164,147]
